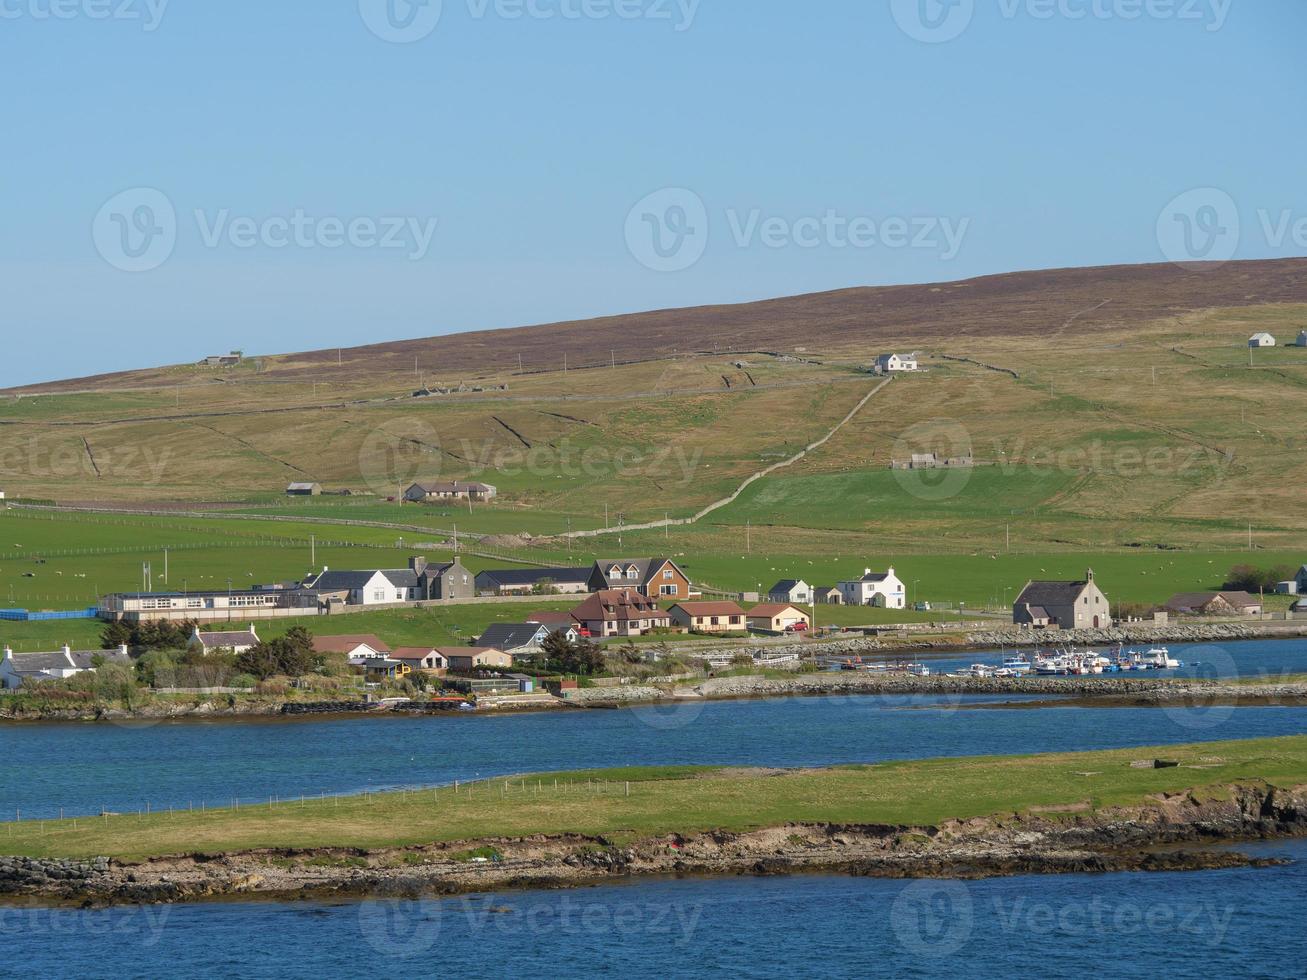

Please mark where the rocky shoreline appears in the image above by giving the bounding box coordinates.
[3,782,1303,909]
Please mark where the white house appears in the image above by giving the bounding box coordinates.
[192,625,259,655]
[838,567,907,609]
[1,645,131,690]
[1249,332,1277,348]
[767,579,812,604]
[875,353,918,373]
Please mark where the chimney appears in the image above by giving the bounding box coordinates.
[63,644,71,655]
[410,556,428,575]
[864,568,872,576]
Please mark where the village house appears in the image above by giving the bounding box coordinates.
[813,586,843,605]
[311,634,390,665]
[874,353,919,373]
[526,611,580,631]
[302,557,473,605]
[1249,332,1277,348]
[746,604,811,633]
[571,589,672,638]
[838,568,906,608]
[192,625,259,656]
[474,566,591,596]
[361,657,408,682]
[1,645,131,690]
[586,558,691,600]
[1164,591,1264,617]
[440,647,514,672]
[475,623,562,654]
[1013,570,1112,630]
[286,482,322,496]
[667,601,747,634]
[767,579,812,605]
[403,480,498,503]
[390,648,448,675]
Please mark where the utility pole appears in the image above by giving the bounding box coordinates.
[453,524,458,555]
[605,503,609,530]
[746,520,751,553]
[310,534,316,568]
[611,351,616,370]
[518,353,523,373]
[163,549,168,584]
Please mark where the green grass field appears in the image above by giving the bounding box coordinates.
[4,736,1302,861]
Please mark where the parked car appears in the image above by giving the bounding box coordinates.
[914,601,932,612]
[785,622,809,632]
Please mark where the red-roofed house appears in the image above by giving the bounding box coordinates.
[667,601,746,634]
[746,604,811,632]
[571,589,672,638]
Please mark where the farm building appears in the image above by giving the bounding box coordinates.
[1013,571,1112,630]
[1165,592,1263,617]
[1296,331,1307,348]
[475,566,590,596]
[1249,332,1277,348]
[667,601,747,634]
[286,482,322,496]
[404,481,498,502]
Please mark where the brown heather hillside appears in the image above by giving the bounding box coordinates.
[10,258,1307,393]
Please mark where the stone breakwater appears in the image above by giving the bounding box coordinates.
[563,672,1307,708]
[3,783,1303,908]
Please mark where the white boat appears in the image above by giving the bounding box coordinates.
[907,663,931,677]
[1002,654,1033,674]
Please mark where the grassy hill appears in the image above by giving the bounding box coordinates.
[1,259,1305,586]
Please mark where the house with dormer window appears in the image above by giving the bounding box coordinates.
[585,558,691,600]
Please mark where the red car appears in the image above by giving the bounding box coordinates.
[785,622,809,632]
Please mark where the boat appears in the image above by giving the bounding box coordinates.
[906,663,931,677]
[1001,654,1033,674]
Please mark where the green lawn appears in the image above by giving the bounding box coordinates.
[4,736,1302,861]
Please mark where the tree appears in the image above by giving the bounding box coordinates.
[100,621,133,650]
[540,631,605,675]
[235,643,283,681]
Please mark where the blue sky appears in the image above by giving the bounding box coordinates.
[2,0,1304,386]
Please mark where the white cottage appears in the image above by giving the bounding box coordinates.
[875,353,918,373]
[1,645,131,690]
[1249,332,1277,348]
[838,567,907,609]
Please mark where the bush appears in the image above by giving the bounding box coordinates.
[254,678,289,696]
[230,674,258,690]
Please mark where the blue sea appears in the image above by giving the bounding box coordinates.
[6,840,1306,978]
[1,637,1304,977]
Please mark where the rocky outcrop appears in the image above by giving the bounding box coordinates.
[4,783,1304,908]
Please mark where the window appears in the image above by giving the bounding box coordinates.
[710,617,720,626]
[660,585,677,596]
[627,568,639,580]
[373,590,386,602]
[663,570,673,579]
[609,567,621,580]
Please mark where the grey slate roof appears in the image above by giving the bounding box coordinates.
[768,579,803,594]
[476,567,590,588]
[1015,581,1089,607]
[197,630,258,648]
[476,623,548,650]
[6,649,130,672]
[305,569,419,592]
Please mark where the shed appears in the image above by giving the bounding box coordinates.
[1249,332,1277,348]
[286,482,322,496]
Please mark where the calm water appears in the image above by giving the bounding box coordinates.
[7,839,1306,979]
[881,637,1307,679]
[1,692,1304,819]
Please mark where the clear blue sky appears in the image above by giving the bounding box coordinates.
[2,0,1304,386]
